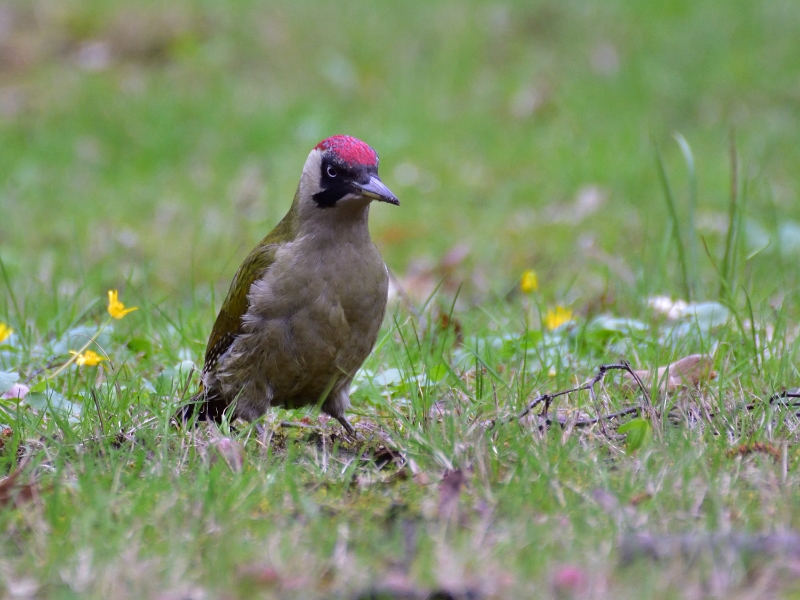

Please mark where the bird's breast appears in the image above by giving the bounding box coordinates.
[244,234,388,360]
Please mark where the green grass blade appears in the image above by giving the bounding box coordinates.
[674,133,698,294]
[654,139,691,300]
[720,132,739,300]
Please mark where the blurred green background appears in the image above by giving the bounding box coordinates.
[1,0,799,316]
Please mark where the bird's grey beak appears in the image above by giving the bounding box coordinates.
[357,176,400,206]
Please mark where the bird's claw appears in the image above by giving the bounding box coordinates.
[336,416,359,440]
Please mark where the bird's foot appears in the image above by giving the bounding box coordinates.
[335,415,358,440]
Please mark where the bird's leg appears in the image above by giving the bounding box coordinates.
[322,385,358,437]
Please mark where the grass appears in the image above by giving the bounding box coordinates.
[2,0,800,597]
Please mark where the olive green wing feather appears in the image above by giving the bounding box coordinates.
[203,207,298,375]
[202,244,275,373]
[178,242,277,423]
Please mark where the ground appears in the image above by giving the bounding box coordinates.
[1,1,800,598]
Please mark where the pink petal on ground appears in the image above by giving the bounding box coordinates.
[1,383,29,400]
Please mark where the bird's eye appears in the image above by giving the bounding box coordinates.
[326,165,338,178]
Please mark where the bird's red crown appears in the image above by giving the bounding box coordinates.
[315,135,378,167]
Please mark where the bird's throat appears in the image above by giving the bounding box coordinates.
[298,201,372,245]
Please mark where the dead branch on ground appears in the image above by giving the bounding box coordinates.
[493,362,800,438]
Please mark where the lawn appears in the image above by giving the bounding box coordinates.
[2,0,800,597]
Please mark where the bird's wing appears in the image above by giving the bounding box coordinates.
[203,212,297,374]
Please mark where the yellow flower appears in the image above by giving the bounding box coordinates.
[107,290,138,320]
[544,306,574,330]
[520,270,539,293]
[0,322,12,344]
[69,349,106,367]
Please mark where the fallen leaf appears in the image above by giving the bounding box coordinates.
[0,461,38,508]
[407,459,430,486]
[209,437,245,472]
[2,382,29,400]
[437,312,464,345]
[622,354,716,393]
[630,492,652,506]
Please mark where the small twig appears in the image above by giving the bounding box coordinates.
[542,395,552,425]
[280,421,319,430]
[500,366,800,438]
[573,406,642,427]
[667,389,800,425]
[622,360,661,441]
[178,366,197,403]
[588,378,609,437]
[768,389,800,406]
[513,393,551,423]
[623,361,652,406]
[515,406,643,432]
[23,360,62,384]
[504,363,649,437]
[513,364,627,423]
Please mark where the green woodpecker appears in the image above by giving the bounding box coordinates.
[179,135,399,434]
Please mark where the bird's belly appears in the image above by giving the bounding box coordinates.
[278,277,386,406]
[228,245,388,412]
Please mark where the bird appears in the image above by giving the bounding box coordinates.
[178,135,399,435]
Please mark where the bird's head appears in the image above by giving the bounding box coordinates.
[298,135,399,211]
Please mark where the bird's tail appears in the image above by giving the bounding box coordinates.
[173,389,203,426]
[173,387,229,425]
